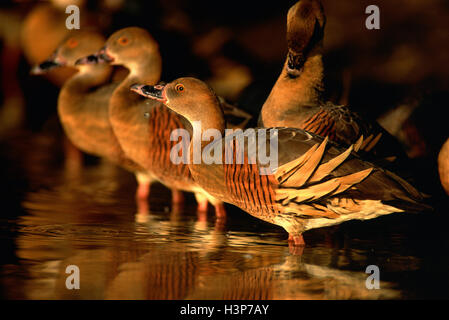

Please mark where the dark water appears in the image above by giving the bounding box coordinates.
[1,130,449,300]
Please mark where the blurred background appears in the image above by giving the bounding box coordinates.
[1,0,449,299]
[1,0,448,181]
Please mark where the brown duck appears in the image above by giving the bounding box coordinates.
[31,31,151,206]
[260,0,406,160]
[79,27,244,216]
[132,77,430,246]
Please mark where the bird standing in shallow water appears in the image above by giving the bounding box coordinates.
[31,31,151,213]
[260,0,406,161]
[131,77,430,248]
[78,27,230,218]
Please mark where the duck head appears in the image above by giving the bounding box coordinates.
[31,31,106,74]
[78,27,161,70]
[130,77,222,124]
[286,0,326,75]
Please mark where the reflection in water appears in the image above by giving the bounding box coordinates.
[0,133,433,300]
[3,164,401,300]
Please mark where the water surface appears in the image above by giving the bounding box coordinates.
[1,131,448,300]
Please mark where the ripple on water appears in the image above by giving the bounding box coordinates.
[0,142,412,299]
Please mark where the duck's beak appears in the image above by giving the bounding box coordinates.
[30,53,63,75]
[286,50,305,76]
[130,83,167,104]
[97,47,114,63]
[75,46,114,66]
[74,54,100,66]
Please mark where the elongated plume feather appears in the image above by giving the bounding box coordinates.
[274,143,319,184]
[360,134,374,150]
[278,179,340,205]
[278,137,329,188]
[354,135,364,152]
[276,168,373,204]
[364,132,382,152]
[309,144,353,183]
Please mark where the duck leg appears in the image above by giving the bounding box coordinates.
[214,203,227,231]
[63,136,83,173]
[195,191,228,220]
[135,197,149,222]
[134,172,152,220]
[135,172,152,199]
[214,203,227,220]
[288,234,306,255]
[171,189,185,206]
[170,189,184,214]
[288,234,306,246]
[135,179,151,200]
[288,243,305,256]
[195,192,209,222]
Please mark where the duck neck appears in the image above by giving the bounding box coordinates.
[187,100,226,162]
[59,65,112,112]
[261,48,324,126]
[115,56,162,102]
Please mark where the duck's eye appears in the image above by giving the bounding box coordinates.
[67,38,78,48]
[118,36,129,45]
[175,84,184,92]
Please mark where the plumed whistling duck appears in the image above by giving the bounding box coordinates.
[131,77,430,247]
[30,31,151,211]
[78,27,229,217]
[260,0,406,160]
[438,138,449,195]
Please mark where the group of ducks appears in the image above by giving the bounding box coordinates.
[31,0,431,247]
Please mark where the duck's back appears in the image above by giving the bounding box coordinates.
[275,128,421,203]
[262,101,407,161]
